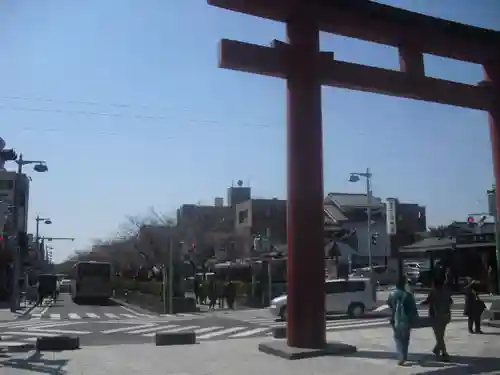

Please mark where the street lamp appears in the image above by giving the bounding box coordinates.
[10,153,49,312]
[348,168,373,279]
[35,215,52,255]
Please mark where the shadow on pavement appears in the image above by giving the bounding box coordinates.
[74,299,119,307]
[0,351,68,374]
[348,350,500,374]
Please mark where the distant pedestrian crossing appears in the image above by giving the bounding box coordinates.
[25,311,201,321]
[208,307,469,332]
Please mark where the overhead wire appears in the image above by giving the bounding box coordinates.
[0,99,276,138]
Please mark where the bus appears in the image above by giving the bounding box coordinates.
[70,261,112,303]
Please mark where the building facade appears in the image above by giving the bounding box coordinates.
[0,170,29,232]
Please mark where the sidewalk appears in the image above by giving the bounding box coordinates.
[2,321,500,375]
[0,300,35,321]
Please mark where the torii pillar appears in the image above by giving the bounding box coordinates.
[485,62,500,293]
[285,13,326,349]
[209,0,500,352]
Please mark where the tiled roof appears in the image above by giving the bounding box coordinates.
[324,204,348,222]
[325,192,384,210]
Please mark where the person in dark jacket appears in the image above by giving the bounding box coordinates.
[464,280,485,334]
[421,277,452,361]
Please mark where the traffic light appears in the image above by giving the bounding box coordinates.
[371,233,379,245]
[467,216,475,228]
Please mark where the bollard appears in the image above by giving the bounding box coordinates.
[272,326,287,339]
[36,336,80,351]
[155,331,196,346]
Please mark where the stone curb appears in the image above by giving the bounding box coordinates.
[155,331,196,346]
[36,336,80,351]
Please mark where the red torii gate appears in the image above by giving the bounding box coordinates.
[208,0,500,349]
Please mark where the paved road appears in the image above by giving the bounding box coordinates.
[0,292,478,347]
[3,319,500,375]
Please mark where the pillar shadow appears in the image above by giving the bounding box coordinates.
[0,351,68,375]
[347,350,500,374]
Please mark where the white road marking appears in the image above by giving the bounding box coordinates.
[143,325,199,337]
[86,313,100,319]
[229,327,271,337]
[49,314,61,320]
[121,314,137,319]
[30,322,85,330]
[193,326,224,335]
[102,324,157,335]
[127,325,180,335]
[197,327,247,339]
[104,313,119,319]
[4,331,57,337]
[29,329,91,335]
[120,305,152,317]
[68,313,81,319]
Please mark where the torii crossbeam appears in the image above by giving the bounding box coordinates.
[208,0,500,350]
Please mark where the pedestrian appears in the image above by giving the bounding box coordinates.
[225,281,236,309]
[217,280,225,309]
[387,277,418,366]
[421,277,452,361]
[464,280,485,334]
[488,266,495,296]
[208,280,217,311]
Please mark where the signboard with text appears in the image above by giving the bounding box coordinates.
[386,198,397,235]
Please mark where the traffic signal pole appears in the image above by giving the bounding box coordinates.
[10,155,23,312]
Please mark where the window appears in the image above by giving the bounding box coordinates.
[238,209,248,224]
[0,180,14,190]
[346,281,366,292]
[325,280,365,294]
[325,281,348,294]
[78,263,111,278]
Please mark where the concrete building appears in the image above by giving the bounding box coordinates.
[324,193,427,266]
[0,170,29,232]
[234,198,287,256]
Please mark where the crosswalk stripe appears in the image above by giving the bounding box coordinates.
[104,313,119,319]
[68,313,81,319]
[194,326,224,335]
[197,327,247,339]
[229,327,271,338]
[102,324,157,335]
[144,325,199,337]
[30,329,91,335]
[50,314,61,320]
[86,313,99,319]
[128,325,178,335]
[121,314,137,319]
[4,331,57,337]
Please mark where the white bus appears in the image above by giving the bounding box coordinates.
[70,261,112,303]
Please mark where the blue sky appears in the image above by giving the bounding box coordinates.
[1,0,499,263]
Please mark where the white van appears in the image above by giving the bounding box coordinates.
[269,278,376,320]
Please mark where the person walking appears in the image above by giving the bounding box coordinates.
[387,277,418,366]
[421,277,452,361]
[464,280,485,334]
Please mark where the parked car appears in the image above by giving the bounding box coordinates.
[269,278,377,320]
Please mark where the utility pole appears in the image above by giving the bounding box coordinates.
[487,186,500,294]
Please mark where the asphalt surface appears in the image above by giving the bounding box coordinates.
[0,291,477,347]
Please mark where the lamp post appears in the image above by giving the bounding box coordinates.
[10,153,48,312]
[35,216,52,259]
[348,168,373,279]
